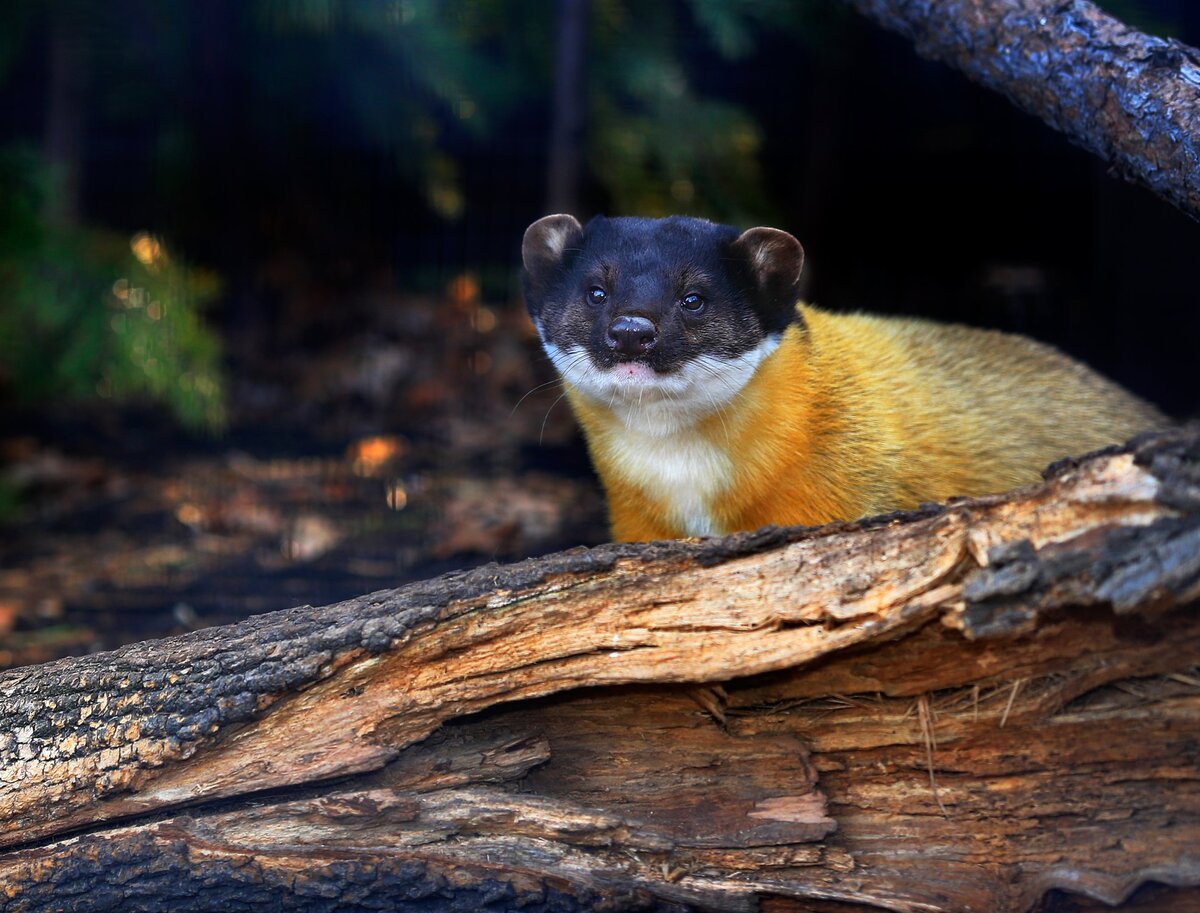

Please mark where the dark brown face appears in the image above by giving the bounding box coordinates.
[521,214,805,379]
[520,214,805,434]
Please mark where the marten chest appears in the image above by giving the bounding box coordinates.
[604,427,733,537]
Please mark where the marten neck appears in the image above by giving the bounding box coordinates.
[566,322,836,537]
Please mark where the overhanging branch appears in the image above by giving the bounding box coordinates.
[843,0,1200,221]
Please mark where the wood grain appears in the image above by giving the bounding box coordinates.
[1,427,1198,911]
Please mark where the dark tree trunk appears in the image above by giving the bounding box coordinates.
[2,427,1199,912]
[42,0,85,230]
[546,0,590,215]
[841,0,1200,222]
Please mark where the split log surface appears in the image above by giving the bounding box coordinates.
[842,0,1200,222]
[2,427,1200,912]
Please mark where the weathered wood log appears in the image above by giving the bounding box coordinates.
[842,0,1200,222]
[2,426,1199,912]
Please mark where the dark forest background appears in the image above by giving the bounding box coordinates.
[0,0,1197,666]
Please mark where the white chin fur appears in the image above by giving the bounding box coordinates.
[544,336,780,437]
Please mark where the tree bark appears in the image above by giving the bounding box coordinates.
[841,0,1200,222]
[2,427,1199,912]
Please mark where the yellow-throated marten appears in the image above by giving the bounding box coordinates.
[521,214,1167,542]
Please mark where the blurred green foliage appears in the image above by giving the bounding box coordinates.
[591,0,847,219]
[588,2,769,220]
[0,148,227,431]
[255,0,543,219]
[254,0,1186,226]
[0,0,837,438]
[11,0,1182,440]
[260,0,819,224]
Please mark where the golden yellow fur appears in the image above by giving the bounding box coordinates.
[569,305,1167,541]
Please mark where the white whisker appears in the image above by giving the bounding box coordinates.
[540,392,568,445]
[510,377,565,417]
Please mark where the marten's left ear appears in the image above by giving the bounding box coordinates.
[522,214,583,290]
[731,227,805,327]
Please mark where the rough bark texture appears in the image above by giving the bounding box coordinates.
[2,426,1199,912]
[843,0,1200,221]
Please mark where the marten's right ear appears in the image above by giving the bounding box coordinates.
[522,214,583,290]
[731,227,805,331]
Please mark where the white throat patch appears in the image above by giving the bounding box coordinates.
[542,335,780,437]
[541,335,781,536]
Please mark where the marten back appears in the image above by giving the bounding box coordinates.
[805,308,1168,504]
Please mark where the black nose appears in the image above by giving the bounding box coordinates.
[606,315,658,357]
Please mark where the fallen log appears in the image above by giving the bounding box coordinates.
[842,0,1200,222]
[2,426,1199,912]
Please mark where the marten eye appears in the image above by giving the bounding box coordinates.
[587,286,607,305]
[680,293,705,312]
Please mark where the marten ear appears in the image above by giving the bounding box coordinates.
[731,227,805,326]
[522,214,583,289]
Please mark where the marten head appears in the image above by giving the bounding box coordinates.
[521,214,804,434]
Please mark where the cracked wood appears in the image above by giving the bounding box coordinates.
[1,427,1198,911]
